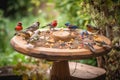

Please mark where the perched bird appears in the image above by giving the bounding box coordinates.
[65,22,78,30]
[16,31,31,39]
[95,41,111,49]
[28,30,41,43]
[86,24,99,33]
[80,30,89,38]
[26,22,40,32]
[14,22,23,35]
[84,42,95,53]
[42,20,57,30]
[15,22,23,32]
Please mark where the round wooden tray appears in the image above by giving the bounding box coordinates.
[10,34,111,61]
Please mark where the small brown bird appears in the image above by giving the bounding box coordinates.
[26,22,40,32]
[86,24,99,33]
[28,30,41,43]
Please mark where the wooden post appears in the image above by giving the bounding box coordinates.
[50,61,71,80]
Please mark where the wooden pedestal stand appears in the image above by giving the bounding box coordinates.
[50,61,70,80]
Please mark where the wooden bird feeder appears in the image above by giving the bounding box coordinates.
[10,29,111,80]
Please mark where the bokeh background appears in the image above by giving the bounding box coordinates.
[0,0,96,67]
[1,0,120,79]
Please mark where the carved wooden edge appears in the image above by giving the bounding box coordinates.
[10,32,111,61]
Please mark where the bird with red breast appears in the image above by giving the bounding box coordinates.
[15,22,23,32]
[42,20,57,30]
[14,22,23,35]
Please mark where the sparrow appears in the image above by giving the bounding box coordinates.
[65,22,78,30]
[86,24,99,33]
[42,20,57,30]
[15,22,23,32]
[26,22,40,32]
[28,30,41,43]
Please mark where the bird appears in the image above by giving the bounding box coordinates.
[95,41,111,48]
[80,30,89,38]
[42,20,57,30]
[86,24,99,33]
[84,42,95,53]
[14,22,23,35]
[26,22,40,32]
[65,22,78,30]
[14,22,31,38]
[16,31,31,39]
[15,22,23,32]
[28,30,41,43]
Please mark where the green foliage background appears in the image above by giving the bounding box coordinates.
[0,0,96,66]
[2,0,120,80]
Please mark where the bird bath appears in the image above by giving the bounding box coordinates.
[11,28,111,80]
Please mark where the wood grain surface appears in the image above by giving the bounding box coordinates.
[10,34,111,61]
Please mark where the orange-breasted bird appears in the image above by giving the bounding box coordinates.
[42,20,57,30]
[15,22,23,32]
[86,24,99,33]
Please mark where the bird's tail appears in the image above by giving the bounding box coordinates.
[41,26,47,28]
